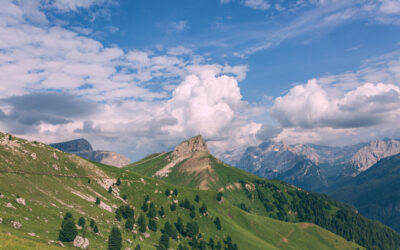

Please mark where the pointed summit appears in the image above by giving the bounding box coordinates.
[172,135,208,159]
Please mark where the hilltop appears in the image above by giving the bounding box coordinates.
[50,138,130,168]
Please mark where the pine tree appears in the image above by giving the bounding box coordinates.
[173,189,178,196]
[186,222,199,238]
[96,197,100,205]
[149,219,157,232]
[194,194,200,203]
[170,202,177,211]
[215,241,222,250]
[216,192,223,201]
[162,221,177,239]
[190,209,195,218]
[90,219,95,228]
[141,200,149,212]
[58,214,78,242]
[138,214,146,233]
[115,208,122,221]
[175,217,185,236]
[134,245,141,250]
[209,237,215,250]
[116,178,121,186]
[158,234,169,249]
[108,227,122,250]
[78,217,85,227]
[108,186,113,193]
[147,203,156,218]
[199,203,207,215]
[158,206,165,217]
[165,189,170,196]
[125,218,134,231]
[93,225,99,233]
[214,217,221,230]
[199,240,207,250]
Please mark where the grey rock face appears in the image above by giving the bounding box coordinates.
[50,139,130,167]
[172,135,208,159]
[343,139,400,176]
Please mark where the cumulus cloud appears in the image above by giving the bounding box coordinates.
[50,0,108,12]
[270,79,400,129]
[256,124,282,141]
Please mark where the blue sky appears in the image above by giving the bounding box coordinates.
[1,0,400,161]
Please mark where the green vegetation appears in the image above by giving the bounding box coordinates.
[108,227,122,250]
[0,132,386,249]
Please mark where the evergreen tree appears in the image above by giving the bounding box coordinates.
[190,209,196,218]
[93,225,99,233]
[194,194,200,203]
[214,217,221,230]
[58,213,78,242]
[108,186,113,193]
[90,219,95,228]
[215,241,222,250]
[125,218,134,231]
[199,203,207,215]
[162,221,177,239]
[149,219,157,232]
[147,203,156,218]
[216,192,223,201]
[173,189,178,196]
[120,205,134,219]
[199,240,207,250]
[165,189,170,196]
[170,202,177,211]
[145,195,150,201]
[138,214,146,233]
[108,227,122,250]
[134,245,141,250]
[116,178,121,186]
[158,234,169,249]
[96,197,100,205]
[175,217,185,236]
[78,217,85,227]
[158,206,165,217]
[209,237,215,250]
[122,194,127,200]
[141,200,149,212]
[186,222,199,238]
[115,208,122,221]
[190,238,199,248]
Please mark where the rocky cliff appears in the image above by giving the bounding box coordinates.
[50,139,130,168]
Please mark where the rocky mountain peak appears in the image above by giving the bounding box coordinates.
[50,138,93,152]
[172,135,208,159]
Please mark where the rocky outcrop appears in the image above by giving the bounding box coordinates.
[343,139,400,176]
[172,135,208,158]
[73,236,89,249]
[50,139,130,167]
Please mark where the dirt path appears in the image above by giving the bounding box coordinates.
[0,169,110,179]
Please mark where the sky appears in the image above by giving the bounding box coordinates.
[1,0,400,162]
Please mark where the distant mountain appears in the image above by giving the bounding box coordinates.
[50,138,130,167]
[238,139,400,191]
[342,139,400,177]
[330,153,400,232]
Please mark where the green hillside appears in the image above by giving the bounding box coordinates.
[126,136,400,250]
[330,153,400,232]
[0,132,362,250]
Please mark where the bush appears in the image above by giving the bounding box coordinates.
[95,197,100,205]
[93,225,99,233]
[134,245,141,250]
[108,186,113,193]
[116,178,121,186]
[216,192,223,201]
[90,219,95,228]
[173,189,178,196]
[108,227,122,250]
[170,203,177,211]
[194,194,200,203]
[165,189,170,196]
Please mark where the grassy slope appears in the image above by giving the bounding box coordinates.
[126,150,400,249]
[0,132,361,250]
[330,153,400,232]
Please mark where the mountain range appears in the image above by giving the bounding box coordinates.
[1,132,400,249]
[50,138,131,168]
[238,138,400,191]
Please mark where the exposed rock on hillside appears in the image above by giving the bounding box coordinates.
[154,135,213,189]
[50,138,130,167]
[343,139,400,176]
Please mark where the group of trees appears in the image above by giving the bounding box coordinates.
[58,212,98,243]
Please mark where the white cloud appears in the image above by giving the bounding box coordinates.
[166,21,188,33]
[379,0,400,14]
[51,0,108,12]
[220,0,232,5]
[167,46,193,56]
[242,0,270,10]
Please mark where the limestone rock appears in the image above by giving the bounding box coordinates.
[73,236,89,249]
[11,221,22,229]
[16,197,26,206]
[143,232,150,238]
[172,135,208,159]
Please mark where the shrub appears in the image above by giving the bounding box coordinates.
[58,213,77,242]
[95,197,100,205]
[78,217,85,227]
[116,178,121,186]
[194,194,200,203]
[108,186,113,193]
